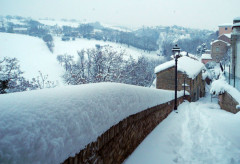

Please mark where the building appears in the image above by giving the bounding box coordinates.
[218,24,232,36]
[210,24,232,63]
[211,40,230,63]
[154,56,205,102]
[231,17,240,79]
[218,34,231,44]
[201,53,212,64]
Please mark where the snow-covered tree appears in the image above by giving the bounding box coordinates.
[58,46,163,87]
[0,57,30,93]
[0,57,56,94]
[197,43,207,56]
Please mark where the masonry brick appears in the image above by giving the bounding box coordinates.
[62,96,186,164]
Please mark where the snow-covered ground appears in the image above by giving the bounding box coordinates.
[0,83,184,164]
[0,32,163,85]
[124,93,240,164]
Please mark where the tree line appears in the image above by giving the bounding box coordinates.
[57,46,163,87]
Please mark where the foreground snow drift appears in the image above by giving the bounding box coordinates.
[0,83,183,164]
[124,95,240,164]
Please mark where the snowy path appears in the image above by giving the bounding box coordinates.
[124,94,240,164]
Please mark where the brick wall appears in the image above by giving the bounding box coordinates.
[62,96,186,164]
[218,91,240,114]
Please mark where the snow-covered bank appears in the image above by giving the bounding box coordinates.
[124,95,240,164]
[0,83,183,164]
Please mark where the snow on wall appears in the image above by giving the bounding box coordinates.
[154,56,204,79]
[210,78,240,105]
[0,82,184,164]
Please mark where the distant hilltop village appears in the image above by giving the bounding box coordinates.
[201,17,240,79]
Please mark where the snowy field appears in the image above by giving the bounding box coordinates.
[124,93,240,164]
[0,32,64,84]
[53,36,161,60]
[0,32,163,85]
[0,83,184,164]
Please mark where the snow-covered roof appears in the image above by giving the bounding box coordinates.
[233,23,240,27]
[201,53,212,60]
[0,82,185,164]
[154,56,204,79]
[211,39,230,46]
[180,51,197,59]
[218,23,232,27]
[210,78,240,105]
[219,33,231,39]
[233,17,240,21]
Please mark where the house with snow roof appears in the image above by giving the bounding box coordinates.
[154,56,205,102]
[218,34,231,44]
[211,40,230,63]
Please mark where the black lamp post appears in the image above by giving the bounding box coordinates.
[172,45,181,110]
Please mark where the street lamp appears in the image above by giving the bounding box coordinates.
[172,44,181,110]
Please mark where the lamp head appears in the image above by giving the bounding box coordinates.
[172,44,181,58]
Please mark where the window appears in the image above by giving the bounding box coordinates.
[216,47,219,52]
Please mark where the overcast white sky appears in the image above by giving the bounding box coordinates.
[1,0,240,30]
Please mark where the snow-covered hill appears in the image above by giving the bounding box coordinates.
[0,32,163,85]
[0,32,63,84]
[53,36,162,60]
[0,82,184,164]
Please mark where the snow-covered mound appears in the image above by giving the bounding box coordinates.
[0,83,184,164]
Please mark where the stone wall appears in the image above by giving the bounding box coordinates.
[62,96,186,164]
[218,91,240,114]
